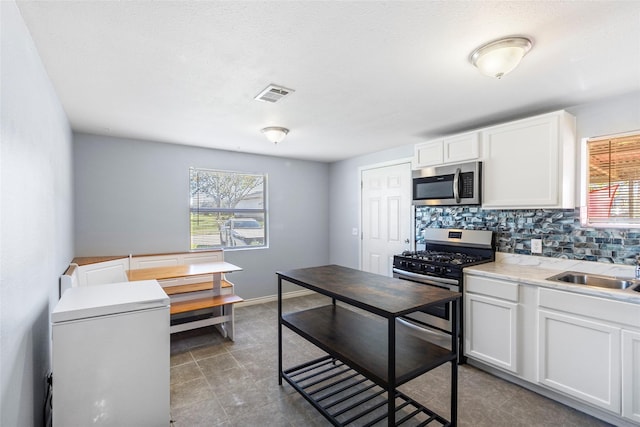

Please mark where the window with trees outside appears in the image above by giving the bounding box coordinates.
[582,131,640,227]
[190,167,266,249]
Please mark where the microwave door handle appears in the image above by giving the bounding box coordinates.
[453,168,461,203]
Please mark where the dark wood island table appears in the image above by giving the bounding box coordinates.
[277,264,461,427]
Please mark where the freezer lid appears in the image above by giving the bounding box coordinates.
[52,280,170,323]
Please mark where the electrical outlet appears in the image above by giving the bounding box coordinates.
[531,239,542,254]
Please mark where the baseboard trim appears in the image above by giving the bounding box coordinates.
[235,289,315,307]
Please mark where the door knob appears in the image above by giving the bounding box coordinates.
[404,239,410,244]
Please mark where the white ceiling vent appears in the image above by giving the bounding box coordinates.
[254,84,295,103]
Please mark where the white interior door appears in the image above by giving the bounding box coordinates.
[361,162,412,276]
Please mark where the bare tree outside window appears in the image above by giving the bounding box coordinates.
[190,167,267,249]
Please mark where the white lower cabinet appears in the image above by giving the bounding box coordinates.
[623,329,640,423]
[464,275,519,373]
[465,273,640,426]
[537,287,640,422]
[538,309,621,412]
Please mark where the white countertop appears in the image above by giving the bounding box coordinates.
[464,253,640,304]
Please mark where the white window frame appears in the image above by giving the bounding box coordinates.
[189,167,267,250]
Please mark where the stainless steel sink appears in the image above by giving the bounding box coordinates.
[546,271,640,290]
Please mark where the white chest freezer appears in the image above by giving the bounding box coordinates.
[51,280,170,426]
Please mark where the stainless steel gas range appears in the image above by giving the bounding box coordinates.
[392,228,494,362]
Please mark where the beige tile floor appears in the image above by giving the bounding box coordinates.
[169,294,613,426]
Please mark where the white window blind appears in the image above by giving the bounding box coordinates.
[585,132,640,227]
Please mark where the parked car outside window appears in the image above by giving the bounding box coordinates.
[219,218,264,246]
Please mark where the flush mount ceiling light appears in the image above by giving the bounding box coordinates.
[469,36,533,79]
[261,127,289,144]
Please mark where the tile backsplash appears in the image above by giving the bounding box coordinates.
[415,207,640,265]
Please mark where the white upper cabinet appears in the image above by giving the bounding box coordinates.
[413,110,577,209]
[481,111,576,209]
[444,132,480,164]
[413,131,480,168]
[413,139,443,168]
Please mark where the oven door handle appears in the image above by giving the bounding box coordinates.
[393,268,459,286]
[397,318,452,340]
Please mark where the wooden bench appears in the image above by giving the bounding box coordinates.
[162,280,232,296]
[170,294,244,316]
[60,250,243,340]
[168,293,244,335]
[127,260,243,338]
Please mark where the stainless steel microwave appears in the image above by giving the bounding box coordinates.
[412,161,482,206]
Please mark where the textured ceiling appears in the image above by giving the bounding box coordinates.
[16,1,640,162]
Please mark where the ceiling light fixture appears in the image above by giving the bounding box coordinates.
[261,127,289,144]
[469,36,533,79]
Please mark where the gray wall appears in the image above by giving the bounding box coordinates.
[73,133,330,299]
[568,91,640,142]
[1,2,74,426]
[328,91,640,269]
